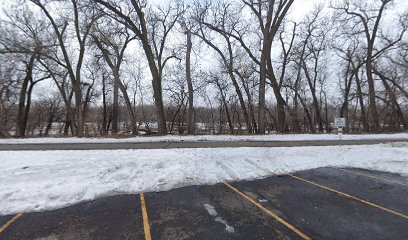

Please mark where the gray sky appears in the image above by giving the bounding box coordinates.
[0,0,320,20]
[1,0,407,105]
[2,0,407,23]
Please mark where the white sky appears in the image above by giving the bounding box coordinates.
[1,0,407,105]
[1,0,407,21]
[0,0,321,20]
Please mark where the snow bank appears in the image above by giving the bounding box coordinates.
[0,133,408,144]
[0,142,407,215]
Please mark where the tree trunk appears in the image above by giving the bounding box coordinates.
[15,77,30,137]
[15,52,36,137]
[22,80,36,136]
[186,29,195,135]
[235,71,257,133]
[267,59,288,133]
[378,72,408,130]
[258,46,268,134]
[141,36,167,134]
[366,54,380,131]
[45,114,54,136]
[112,74,119,134]
[355,73,369,132]
[101,74,108,135]
[302,62,323,133]
[116,74,138,135]
[215,81,234,134]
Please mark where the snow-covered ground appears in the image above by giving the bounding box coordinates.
[1,133,408,144]
[0,142,407,215]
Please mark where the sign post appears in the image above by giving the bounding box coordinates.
[334,118,346,141]
[334,117,346,162]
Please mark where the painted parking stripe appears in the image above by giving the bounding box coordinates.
[140,193,152,240]
[290,175,408,219]
[0,214,22,234]
[337,168,408,187]
[223,181,311,240]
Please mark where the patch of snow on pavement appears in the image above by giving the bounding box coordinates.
[0,143,407,215]
[204,204,235,233]
[203,204,218,216]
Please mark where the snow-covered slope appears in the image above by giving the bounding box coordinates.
[0,142,407,215]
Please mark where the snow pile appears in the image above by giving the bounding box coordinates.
[1,133,408,144]
[0,142,407,215]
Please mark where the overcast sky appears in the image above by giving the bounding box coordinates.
[0,0,323,20]
[1,0,407,104]
[2,0,407,22]
[1,0,407,22]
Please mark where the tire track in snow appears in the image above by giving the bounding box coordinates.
[244,159,274,176]
[216,161,238,180]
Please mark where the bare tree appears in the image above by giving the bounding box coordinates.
[201,0,295,133]
[94,0,185,134]
[0,5,54,137]
[185,28,195,134]
[1,0,407,137]
[91,19,138,134]
[332,0,404,131]
[193,1,253,133]
[0,58,21,137]
[299,6,329,132]
[30,0,100,136]
[179,8,196,135]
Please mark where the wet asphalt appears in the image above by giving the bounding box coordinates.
[1,167,407,240]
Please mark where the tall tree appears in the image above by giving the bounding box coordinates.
[193,1,253,133]
[180,9,195,135]
[92,20,138,134]
[185,28,195,134]
[31,0,100,136]
[94,0,185,134]
[0,6,54,137]
[333,0,392,132]
[214,0,294,133]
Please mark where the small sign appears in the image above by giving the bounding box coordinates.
[335,118,346,128]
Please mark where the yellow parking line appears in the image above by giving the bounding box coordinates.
[223,181,311,240]
[337,168,408,187]
[140,193,152,240]
[290,175,408,219]
[0,213,22,234]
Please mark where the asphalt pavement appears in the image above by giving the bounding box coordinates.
[0,139,407,151]
[1,167,407,240]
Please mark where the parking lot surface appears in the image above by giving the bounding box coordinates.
[1,167,407,239]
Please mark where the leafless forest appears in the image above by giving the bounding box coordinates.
[0,0,407,137]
